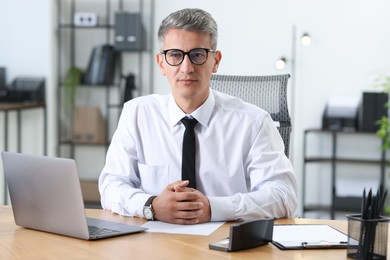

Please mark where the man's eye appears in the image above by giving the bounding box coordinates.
[168,52,182,58]
[191,50,206,58]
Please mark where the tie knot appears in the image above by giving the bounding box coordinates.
[181,118,198,130]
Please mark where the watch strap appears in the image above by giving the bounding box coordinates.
[145,195,157,207]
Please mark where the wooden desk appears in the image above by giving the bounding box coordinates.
[0,205,357,259]
[0,102,47,204]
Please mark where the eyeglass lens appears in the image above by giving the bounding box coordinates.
[164,49,210,66]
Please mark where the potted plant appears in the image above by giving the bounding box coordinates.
[375,75,390,215]
[63,66,83,111]
[61,66,83,141]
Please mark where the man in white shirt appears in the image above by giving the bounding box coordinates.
[99,8,297,224]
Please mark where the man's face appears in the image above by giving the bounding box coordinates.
[157,29,221,107]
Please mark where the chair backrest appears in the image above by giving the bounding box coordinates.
[210,74,291,157]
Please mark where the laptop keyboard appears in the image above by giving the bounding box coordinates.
[88,225,120,236]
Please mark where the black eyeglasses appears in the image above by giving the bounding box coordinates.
[161,48,216,66]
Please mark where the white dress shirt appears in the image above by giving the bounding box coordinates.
[99,90,297,221]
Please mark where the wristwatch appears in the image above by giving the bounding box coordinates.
[143,196,157,220]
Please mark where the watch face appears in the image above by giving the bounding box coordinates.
[143,207,153,220]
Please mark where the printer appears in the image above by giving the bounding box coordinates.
[322,96,360,131]
[0,77,45,103]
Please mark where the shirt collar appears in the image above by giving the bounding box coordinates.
[168,89,215,128]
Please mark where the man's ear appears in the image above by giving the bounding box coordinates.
[212,51,222,73]
[156,53,166,76]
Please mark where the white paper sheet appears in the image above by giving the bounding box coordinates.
[141,221,225,236]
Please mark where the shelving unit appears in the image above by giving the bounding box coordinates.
[56,0,154,207]
[302,128,387,219]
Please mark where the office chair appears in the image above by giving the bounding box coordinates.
[210,74,291,157]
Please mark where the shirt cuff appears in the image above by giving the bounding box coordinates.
[208,196,236,221]
[125,192,151,218]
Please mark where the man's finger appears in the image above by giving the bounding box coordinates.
[168,180,189,191]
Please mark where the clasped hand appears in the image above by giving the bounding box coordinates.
[152,180,211,224]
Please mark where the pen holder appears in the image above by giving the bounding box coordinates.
[346,214,390,260]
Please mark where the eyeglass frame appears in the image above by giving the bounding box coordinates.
[160,48,216,66]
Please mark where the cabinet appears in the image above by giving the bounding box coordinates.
[302,129,387,219]
[56,0,154,207]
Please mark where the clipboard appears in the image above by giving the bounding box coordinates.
[272,224,348,250]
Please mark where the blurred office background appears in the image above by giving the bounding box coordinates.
[1,0,390,218]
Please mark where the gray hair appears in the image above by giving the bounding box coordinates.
[157,8,218,51]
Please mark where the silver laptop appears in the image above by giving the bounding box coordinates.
[1,151,147,240]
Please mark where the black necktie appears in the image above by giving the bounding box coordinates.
[181,117,198,189]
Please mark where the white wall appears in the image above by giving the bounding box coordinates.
[0,0,56,203]
[0,0,56,155]
[1,0,390,215]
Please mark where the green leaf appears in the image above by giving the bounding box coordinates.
[63,66,83,111]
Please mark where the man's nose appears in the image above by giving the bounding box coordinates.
[180,54,194,73]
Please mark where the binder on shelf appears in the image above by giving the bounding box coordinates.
[272,224,348,250]
[114,12,145,51]
[83,44,117,86]
[358,92,388,132]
